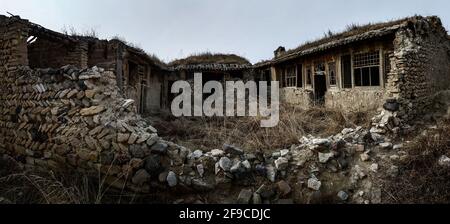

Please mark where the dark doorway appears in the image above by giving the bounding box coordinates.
[341,55,352,88]
[264,70,272,86]
[314,75,327,104]
[167,80,177,106]
[202,72,223,100]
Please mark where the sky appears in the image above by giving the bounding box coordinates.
[1,0,449,63]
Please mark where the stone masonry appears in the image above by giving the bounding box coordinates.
[0,17,202,193]
[1,14,450,201]
[386,17,450,122]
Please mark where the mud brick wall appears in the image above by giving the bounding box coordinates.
[388,17,450,121]
[325,89,385,113]
[87,40,118,70]
[280,88,313,109]
[0,16,29,67]
[28,38,88,69]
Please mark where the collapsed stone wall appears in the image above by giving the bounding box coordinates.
[386,17,450,122]
[1,17,204,193]
[0,65,210,193]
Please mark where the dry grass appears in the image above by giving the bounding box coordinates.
[152,105,373,153]
[383,118,450,204]
[0,156,173,204]
[61,25,98,38]
[0,156,101,204]
[169,52,251,67]
[110,36,167,68]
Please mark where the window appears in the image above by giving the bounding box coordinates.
[384,52,392,83]
[264,70,272,86]
[297,64,303,87]
[306,66,312,85]
[354,51,380,67]
[384,53,391,75]
[315,62,325,74]
[353,51,381,87]
[328,62,337,86]
[284,66,297,87]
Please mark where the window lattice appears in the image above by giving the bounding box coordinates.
[138,65,145,76]
[353,51,380,68]
[284,66,297,87]
[384,52,392,75]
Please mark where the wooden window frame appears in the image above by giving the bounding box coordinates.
[328,61,337,86]
[284,66,297,87]
[306,64,312,86]
[352,50,381,87]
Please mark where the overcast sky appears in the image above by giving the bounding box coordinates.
[1,0,449,63]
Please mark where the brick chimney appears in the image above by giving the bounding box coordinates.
[274,46,286,58]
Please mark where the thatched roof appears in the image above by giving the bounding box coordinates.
[169,53,251,71]
[259,16,439,66]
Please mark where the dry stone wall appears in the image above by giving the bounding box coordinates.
[381,17,450,124]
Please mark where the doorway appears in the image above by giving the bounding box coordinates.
[314,75,327,105]
[341,55,352,88]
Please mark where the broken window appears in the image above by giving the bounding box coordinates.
[306,66,312,85]
[315,62,325,75]
[353,51,381,87]
[328,62,337,86]
[284,66,297,87]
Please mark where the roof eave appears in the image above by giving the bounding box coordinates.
[272,24,405,65]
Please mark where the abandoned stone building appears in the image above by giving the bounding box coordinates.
[0,15,171,115]
[166,53,253,102]
[169,53,252,80]
[2,12,450,201]
[2,14,450,122]
[255,16,450,122]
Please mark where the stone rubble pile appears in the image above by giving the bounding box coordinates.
[171,123,403,204]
